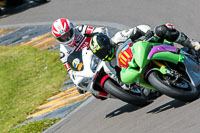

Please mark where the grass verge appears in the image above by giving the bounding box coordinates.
[0,45,67,133]
[8,118,61,133]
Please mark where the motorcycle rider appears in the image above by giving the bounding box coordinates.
[90,23,200,64]
[51,18,109,94]
[89,23,200,98]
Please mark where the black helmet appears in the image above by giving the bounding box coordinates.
[89,33,114,61]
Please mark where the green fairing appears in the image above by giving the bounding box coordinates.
[132,41,152,68]
[120,41,152,85]
[120,39,184,90]
[120,67,141,84]
[120,67,157,90]
[150,52,182,64]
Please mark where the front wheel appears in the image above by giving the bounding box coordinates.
[103,78,151,107]
[148,71,199,102]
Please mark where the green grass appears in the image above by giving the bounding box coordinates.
[8,118,60,133]
[0,46,67,133]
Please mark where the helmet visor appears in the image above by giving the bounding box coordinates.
[57,28,74,42]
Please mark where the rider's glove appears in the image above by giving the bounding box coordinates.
[190,39,200,51]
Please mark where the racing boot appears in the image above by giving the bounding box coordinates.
[176,32,200,51]
[155,23,200,51]
[176,32,200,60]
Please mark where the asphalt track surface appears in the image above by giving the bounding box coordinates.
[1,0,200,133]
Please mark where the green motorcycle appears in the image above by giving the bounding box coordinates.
[116,35,200,102]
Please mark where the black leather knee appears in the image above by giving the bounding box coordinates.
[155,24,179,42]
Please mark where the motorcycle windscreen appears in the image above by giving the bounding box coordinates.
[67,50,84,71]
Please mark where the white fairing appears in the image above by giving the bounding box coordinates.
[73,48,96,78]
[72,48,118,94]
[70,48,98,91]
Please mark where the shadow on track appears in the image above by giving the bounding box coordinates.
[146,99,186,114]
[105,104,140,118]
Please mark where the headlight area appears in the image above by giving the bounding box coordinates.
[90,55,100,73]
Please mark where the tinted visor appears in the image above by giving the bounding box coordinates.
[57,28,74,42]
[96,47,112,60]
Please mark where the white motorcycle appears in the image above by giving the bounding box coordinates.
[67,47,157,106]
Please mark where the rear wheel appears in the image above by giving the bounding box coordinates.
[103,78,151,107]
[148,71,199,102]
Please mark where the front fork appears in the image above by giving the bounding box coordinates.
[152,54,200,87]
[152,60,171,75]
[151,60,182,82]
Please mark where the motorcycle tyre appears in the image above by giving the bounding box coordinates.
[103,78,151,107]
[148,71,199,102]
